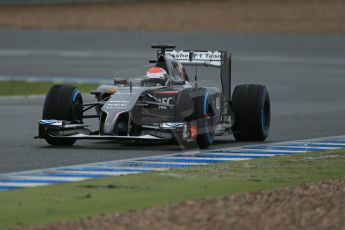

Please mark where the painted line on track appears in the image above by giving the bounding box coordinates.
[0,49,344,65]
[0,135,345,192]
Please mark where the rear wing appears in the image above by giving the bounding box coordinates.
[151,44,232,102]
[165,50,222,67]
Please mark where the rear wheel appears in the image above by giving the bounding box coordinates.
[175,88,216,149]
[42,85,83,146]
[196,113,215,149]
[231,84,270,141]
[196,92,215,149]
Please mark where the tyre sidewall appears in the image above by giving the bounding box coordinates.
[258,87,270,139]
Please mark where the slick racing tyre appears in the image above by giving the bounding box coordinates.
[231,84,270,141]
[42,85,83,146]
[196,91,216,149]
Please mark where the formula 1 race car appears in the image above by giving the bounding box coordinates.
[37,44,270,149]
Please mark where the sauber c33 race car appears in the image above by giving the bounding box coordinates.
[36,44,271,149]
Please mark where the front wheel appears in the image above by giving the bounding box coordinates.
[231,84,270,141]
[42,84,83,146]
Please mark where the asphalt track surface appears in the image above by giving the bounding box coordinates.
[0,29,344,173]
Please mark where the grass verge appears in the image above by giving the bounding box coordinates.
[0,149,344,229]
[0,81,98,96]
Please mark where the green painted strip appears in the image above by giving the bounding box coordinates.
[0,81,97,96]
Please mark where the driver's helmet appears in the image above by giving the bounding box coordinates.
[146,67,167,80]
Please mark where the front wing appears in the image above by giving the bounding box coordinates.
[36,120,182,142]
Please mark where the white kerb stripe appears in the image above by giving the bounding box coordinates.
[202,152,280,157]
[81,166,167,171]
[307,142,345,146]
[0,182,50,187]
[226,149,307,153]
[132,161,205,165]
[274,145,339,150]
[161,157,240,161]
[12,176,88,182]
[53,170,142,176]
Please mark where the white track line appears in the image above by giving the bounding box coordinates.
[0,49,344,65]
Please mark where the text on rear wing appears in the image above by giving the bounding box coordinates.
[165,50,222,67]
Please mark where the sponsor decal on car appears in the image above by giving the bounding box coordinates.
[158,97,174,109]
[165,50,222,66]
[106,100,129,109]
